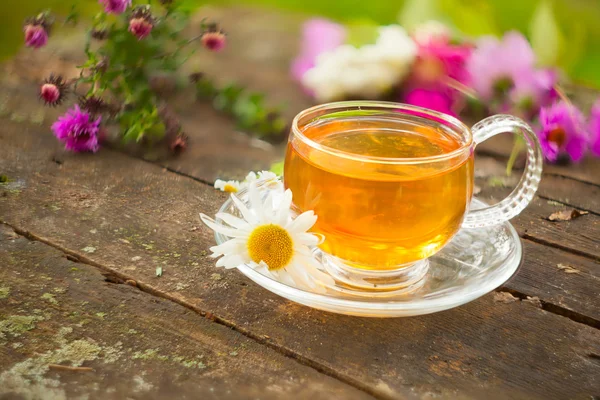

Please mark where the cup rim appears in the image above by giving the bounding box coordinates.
[291,100,473,165]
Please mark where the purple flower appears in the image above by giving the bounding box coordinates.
[405,88,456,117]
[467,31,536,101]
[510,69,557,114]
[201,31,226,52]
[52,106,102,153]
[589,100,600,157]
[39,74,68,106]
[537,102,588,163]
[291,18,346,81]
[24,24,48,49]
[129,17,153,40]
[99,0,131,15]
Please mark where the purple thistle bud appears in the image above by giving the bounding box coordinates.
[128,6,154,40]
[24,23,48,49]
[201,25,226,52]
[39,74,68,106]
[51,106,102,153]
[99,0,131,15]
[129,18,153,40]
[537,101,588,163]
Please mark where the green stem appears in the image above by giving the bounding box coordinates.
[506,135,525,176]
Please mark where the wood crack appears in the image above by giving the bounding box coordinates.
[1,222,388,400]
[523,235,600,262]
[497,287,600,329]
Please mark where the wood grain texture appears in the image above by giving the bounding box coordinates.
[0,225,371,400]
[1,118,599,399]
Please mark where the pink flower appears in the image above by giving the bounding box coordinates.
[537,102,588,163]
[24,23,48,49]
[291,18,346,81]
[511,69,557,114]
[405,88,456,117]
[589,100,600,157]
[201,31,226,52]
[39,74,68,106]
[99,0,131,15]
[412,40,472,88]
[129,17,153,40]
[52,106,102,153]
[467,31,537,101]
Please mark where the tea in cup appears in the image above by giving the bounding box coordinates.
[284,102,542,291]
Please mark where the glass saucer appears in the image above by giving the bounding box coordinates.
[214,191,522,318]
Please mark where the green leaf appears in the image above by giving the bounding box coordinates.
[269,161,284,176]
[529,0,564,67]
[345,20,379,47]
[439,0,498,36]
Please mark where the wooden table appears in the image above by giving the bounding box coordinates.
[1,7,599,399]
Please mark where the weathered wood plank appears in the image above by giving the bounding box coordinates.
[1,118,599,399]
[475,156,600,260]
[0,225,372,400]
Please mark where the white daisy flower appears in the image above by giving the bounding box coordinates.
[200,183,335,292]
[214,179,243,193]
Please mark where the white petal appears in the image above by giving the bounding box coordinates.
[296,233,322,246]
[245,171,258,182]
[231,194,258,225]
[216,254,246,268]
[200,213,249,238]
[276,189,293,225]
[287,211,317,233]
[209,238,244,256]
[248,184,265,221]
[214,179,226,190]
[277,269,297,286]
[216,213,251,230]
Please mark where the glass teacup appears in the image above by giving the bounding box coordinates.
[284,101,542,292]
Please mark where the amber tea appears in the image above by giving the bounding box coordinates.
[284,117,474,270]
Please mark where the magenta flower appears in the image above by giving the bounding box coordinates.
[589,100,600,157]
[129,17,153,40]
[201,31,226,52]
[291,18,346,81]
[99,0,131,15]
[537,102,588,163]
[412,40,472,88]
[405,88,456,117]
[52,106,102,153]
[467,31,537,101]
[24,23,48,49]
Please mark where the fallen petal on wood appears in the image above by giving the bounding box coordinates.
[493,291,518,304]
[547,209,589,221]
[557,263,580,274]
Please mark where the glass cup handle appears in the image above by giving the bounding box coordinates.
[462,115,543,229]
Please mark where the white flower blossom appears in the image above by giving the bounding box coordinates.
[200,183,334,291]
[302,25,417,102]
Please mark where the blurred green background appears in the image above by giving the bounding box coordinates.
[3,0,600,87]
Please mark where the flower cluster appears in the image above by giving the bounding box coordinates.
[300,25,417,102]
[293,19,600,164]
[25,1,227,153]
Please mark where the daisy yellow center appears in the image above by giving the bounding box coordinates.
[548,128,566,147]
[247,224,294,271]
[223,184,238,193]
